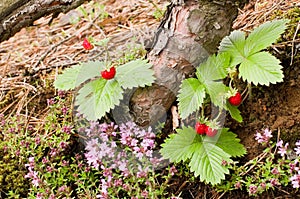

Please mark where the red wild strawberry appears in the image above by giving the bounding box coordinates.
[101,66,116,80]
[229,92,242,106]
[195,122,207,135]
[82,38,93,50]
[205,126,218,137]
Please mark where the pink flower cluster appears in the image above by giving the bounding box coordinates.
[255,128,272,144]
[83,121,164,198]
[289,141,300,188]
[276,140,289,157]
[84,122,159,170]
[24,157,40,187]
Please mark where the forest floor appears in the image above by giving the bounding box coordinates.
[0,0,300,198]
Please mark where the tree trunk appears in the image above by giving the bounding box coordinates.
[0,0,89,43]
[129,0,247,127]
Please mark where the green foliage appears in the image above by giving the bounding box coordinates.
[54,61,105,90]
[219,19,289,86]
[215,128,296,196]
[75,78,123,121]
[0,95,74,198]
[162,19,288,186]
[54,59,155,121]
[226,102,243,123]
[178,53,230,119]
[195,53,229,108]
[115,59,155,89]
[160,127,246,185]
[178,78,206,119]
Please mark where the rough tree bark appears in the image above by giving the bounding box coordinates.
[129,0,247,127]
[0,0,89,43]
[0,0,247,127]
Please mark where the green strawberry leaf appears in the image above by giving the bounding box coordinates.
[178,78,206,119]
[161,127,246,185]
[218,30,246,66]
[189,142,231,185]
[246,19,289,55]
[160,126,198,162]
[196,53,229,82]
[115,59,155,89]
[196,53,230,108]
[75,78,123,121]
[205,81,228,108]
[226,102,243,122]
[219,19,288,86]
[205,128,246,157]
[54,61,106,90]
[194,54,230,108]
[239,52,283,86]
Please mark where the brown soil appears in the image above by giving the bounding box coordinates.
[0,0,300,198]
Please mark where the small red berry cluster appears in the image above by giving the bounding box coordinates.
[195,122,217,137]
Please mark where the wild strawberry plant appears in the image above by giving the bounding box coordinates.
[161,19,289,185]
[54,57,155,121]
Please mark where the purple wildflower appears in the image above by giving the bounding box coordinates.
[36,193,43,199]
[277,141,289,157]
[255,128,272,144]
[290,173,300,188]
[141,190,149,198]
[270,178,280,186]
[169,165,177,176]
[294,140,300,155]
[25,167,40,187]
[260,182,266,190]
[248,185,258,195]
[61,106,69,115]
[47,98,55,106]
[271,167,280,175]
[234,181,241,189]
[62,125,72,134]
[58,90,66,98]
[42,157,49,164]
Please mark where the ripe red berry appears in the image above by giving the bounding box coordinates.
[101,66,116,80]
[205,126,218,137]
[82,38,93,50]
[229,92,242,106]
[195,122,207,135]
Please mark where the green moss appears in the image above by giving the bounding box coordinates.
[0,154,29,197]
[271,7,300,42]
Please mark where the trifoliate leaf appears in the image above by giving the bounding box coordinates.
[160,126,198,162]
[189,142,231,185]
[246,19,289,55]
[115,59,155,89]
[178,78,206,119]
[218,30,246,66]
[218,20,288,86]
[226,103,243,122]
[239,52,283,86]
[75,78,123,121]
[205,81,228,108]
[196,53,229,82]
[54,61,106,90]
[205,128,246,157]
[194,54,230,108]
[160,127,246,185]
